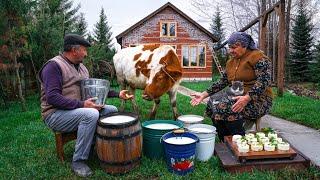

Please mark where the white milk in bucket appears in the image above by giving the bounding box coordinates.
[100,115,135,124]
[188,124,216,161]
[177,115,204,127]
[146,123,179,130]
[164,137,196,145]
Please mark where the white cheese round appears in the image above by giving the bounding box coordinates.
[232,135,242,142]
[264,143,276,151]
[278,142,290,151]
[238,143,249,153]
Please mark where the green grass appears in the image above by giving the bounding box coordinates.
[271,91,320,129]
[182,81,320,130]
[0,90,320,179]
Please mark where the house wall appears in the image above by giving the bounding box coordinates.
[120,7,216,79]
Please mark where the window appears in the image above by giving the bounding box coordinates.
[182,45,206,67]
[161,22,176,37]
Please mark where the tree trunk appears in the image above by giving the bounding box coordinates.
[285,0,292,59]
[13,54,27,111]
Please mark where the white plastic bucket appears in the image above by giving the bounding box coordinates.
[177,115,204,128]
[187,124,216,161]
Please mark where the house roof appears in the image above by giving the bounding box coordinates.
[116,2,219,44]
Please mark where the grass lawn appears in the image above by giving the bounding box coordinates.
[182,81,320,130]
[0,87,320,179]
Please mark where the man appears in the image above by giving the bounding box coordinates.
[39,34,132,177]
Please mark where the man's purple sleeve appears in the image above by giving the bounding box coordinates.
[41,62,120,109]
[41,62,84,109]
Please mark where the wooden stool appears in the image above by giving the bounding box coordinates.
[54,131,77,162]
[243,118,261,131]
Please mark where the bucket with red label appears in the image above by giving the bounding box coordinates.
[161,130,199,175]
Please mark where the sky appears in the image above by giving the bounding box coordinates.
[72,0,211,47]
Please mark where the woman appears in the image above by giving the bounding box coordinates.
[190,32,273,141]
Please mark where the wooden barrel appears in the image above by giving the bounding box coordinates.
[96,112,142,174]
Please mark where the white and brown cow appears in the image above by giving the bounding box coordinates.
[113,44,182,119]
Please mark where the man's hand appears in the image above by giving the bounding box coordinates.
[231,94,251,112]
[119,90,134,100]
[84,97,104,110]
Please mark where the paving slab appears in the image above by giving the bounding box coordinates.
[177,85,320,168]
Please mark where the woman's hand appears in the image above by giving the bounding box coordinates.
[190,92,208,106]
[232,94,251,112]
[119,90,134,100]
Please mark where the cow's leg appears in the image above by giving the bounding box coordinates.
[149,99,160,120]
[128,86,139,115]
[119,83,126,112]
[168,89,179,120]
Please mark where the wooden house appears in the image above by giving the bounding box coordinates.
[116,2,219,81]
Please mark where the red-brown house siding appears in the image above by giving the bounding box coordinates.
[118,4,217,81]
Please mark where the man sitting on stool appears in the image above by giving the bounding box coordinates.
[39,34,132,177]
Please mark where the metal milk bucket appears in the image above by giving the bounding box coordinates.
[187,124,216,161]
[81,78,110,105]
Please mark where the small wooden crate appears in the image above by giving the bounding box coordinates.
[224,136,297,163]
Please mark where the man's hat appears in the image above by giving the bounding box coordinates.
[64,33,91,47]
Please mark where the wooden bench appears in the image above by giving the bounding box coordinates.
[54,131,77,162]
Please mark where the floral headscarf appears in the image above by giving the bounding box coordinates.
[227,32,257,50]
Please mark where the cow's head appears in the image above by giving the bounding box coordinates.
[142,49,182,100]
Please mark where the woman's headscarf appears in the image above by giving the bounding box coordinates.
[227,32,257,50]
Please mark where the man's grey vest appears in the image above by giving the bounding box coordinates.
[39,55,89,119]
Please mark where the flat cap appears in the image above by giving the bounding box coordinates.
[64,33,91,47]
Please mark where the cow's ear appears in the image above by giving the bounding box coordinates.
[141,68,150,77]
[166,67,182,79]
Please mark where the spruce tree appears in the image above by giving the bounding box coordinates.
[210,7,227,75]
[75,13,87,36]
[289,1,314,82]
[93,8,113,49]
[88,8,115,78]
[58,0,80,35]
[310,41,320,83]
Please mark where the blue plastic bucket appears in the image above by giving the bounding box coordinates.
[161,131,199,175]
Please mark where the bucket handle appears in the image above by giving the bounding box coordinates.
[187,129,217,135]
[159,128,186,143]
[160,128,201,143]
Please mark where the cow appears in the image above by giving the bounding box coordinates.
[113,44,183,119]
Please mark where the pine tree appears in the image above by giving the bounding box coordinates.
[289,1,314,82]
[93,8,113,49]
[210,7,227,73]
[58,0,80,35]
[88,8,115,78]
[210,7,225,47]
[75,13,87,36]
[310,41,320,83]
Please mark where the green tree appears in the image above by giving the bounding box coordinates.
[93,8,113,49]
[74,12,87,36]
[289,1,314,82]
[87,7,115,79]
[310,41,320,83]
[0,0,33,110]
[210,7,227,75]
[58,0,80,35]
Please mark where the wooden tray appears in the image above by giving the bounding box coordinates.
[224,136,297,163]
[215,143,310,173]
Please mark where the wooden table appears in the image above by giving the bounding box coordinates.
[214,143,310,173]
